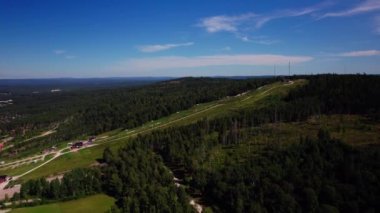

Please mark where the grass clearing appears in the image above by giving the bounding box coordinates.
[0,154,54,177]
[10,194,115,213]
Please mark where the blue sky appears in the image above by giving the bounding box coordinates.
[1,0,380,78]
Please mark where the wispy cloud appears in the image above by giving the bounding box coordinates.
[53,50,66,55]
[338,50,380,57]
[320,0,380,18]
[236,35,279,45]
[198,13,256,33]
[115,54,313,72]
[198,2,331,43]
[137,42,194,53]
[198,4,325,33]
[254,1,332,28]
[53,49,76,59]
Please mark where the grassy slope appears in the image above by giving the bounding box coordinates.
[10,194,115,213]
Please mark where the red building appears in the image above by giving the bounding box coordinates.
[71,141,84,149]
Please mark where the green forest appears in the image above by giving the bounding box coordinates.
[0,77,275,159]
[12,74,380,213]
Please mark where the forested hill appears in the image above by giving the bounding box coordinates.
[2,74,379,159]
[0,77,276,157]
[9,74,380,212]
[59,77,276,138]
[99,74,380,212]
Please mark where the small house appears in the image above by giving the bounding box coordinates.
[71,141,84,149]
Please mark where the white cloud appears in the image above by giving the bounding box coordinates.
[137,42,194,53]
[115,54,313,72]
[338,50,380,57]
[53,50,66,55]
[320,0,380,18]
[198,13,256,33]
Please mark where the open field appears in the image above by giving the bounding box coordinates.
[2,80,305,181]
[0,154,54,177]
[10,194,115,213]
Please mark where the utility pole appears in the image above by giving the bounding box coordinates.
[288,61,291,76]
